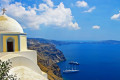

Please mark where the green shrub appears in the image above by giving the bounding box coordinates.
[0,60,18,80]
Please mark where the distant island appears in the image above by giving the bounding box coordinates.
[28,38,120,45]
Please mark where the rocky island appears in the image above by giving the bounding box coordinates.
[27,38,66,80]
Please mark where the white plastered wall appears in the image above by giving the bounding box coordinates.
[20,35,27,51]
[0,34,1,52]
[0,50,48,79]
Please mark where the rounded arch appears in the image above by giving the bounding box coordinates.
[6,37,15,52]
[9,56,42,74]
[0,54,42,74]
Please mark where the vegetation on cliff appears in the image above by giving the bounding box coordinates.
[27,38,66,80]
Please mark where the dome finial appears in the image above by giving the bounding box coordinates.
[2,8,6,15]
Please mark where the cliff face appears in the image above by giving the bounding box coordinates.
[27,39,66,80]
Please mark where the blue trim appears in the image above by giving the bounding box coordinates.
[1,34,26,36]
[1,34,3,52]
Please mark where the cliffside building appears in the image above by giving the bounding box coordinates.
[0,9,48,80]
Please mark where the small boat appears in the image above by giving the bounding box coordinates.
[63,65,79,73]
[63,69,79,73]
[69,61,80,65]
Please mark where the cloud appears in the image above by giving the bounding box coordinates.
[43,0,54,7]
[111,11,120,20]
[38,3,49,11]
[0,0,12,7]
[0,0,80,30]
[83,6,96,13]
[92,25,100,29]
[75,1,96,13]
[76,1,88,7]
[0,0,12,4]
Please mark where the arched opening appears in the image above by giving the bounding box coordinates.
[7,38,14,52]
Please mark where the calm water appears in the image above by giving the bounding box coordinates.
[57,44,120,80]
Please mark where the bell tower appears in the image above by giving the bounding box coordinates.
[0,8,27,52]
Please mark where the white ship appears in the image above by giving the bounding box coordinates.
[63,65,79,73]
[63,69,79,73]
[69,61,80,65]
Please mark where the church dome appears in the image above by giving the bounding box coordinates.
[0,15,23,33]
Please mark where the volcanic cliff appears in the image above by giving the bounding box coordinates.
[27,38,66,80]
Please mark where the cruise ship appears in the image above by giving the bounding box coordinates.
[63,65,79,73]
[63,69,79,73]
[69,61,80,65]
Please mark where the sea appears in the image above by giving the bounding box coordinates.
[57,43,120,80]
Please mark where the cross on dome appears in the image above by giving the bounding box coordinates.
[2,8,6,15]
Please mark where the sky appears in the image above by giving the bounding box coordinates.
[0,0,120,40]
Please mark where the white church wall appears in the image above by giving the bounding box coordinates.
[0,52,42,74]
[0,35,2,52]
[0,50,48,79]
[20,35,27,51]
[9,56,42,74]
[0,50,38,64]
[9,66,48,80]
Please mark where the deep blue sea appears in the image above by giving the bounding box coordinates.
[57,44,120,80]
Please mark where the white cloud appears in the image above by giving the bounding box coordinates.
[92,25,100,29]
[38,3,49,11]
[0,0,80,30]
[76,1,88,7]
[75,1,96,13]
[0,0,12,4]
[43,0,54,7]
[0,0,12,7]
[83,6,96,13]
[69,22,80,30]
[111,11,120,20]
